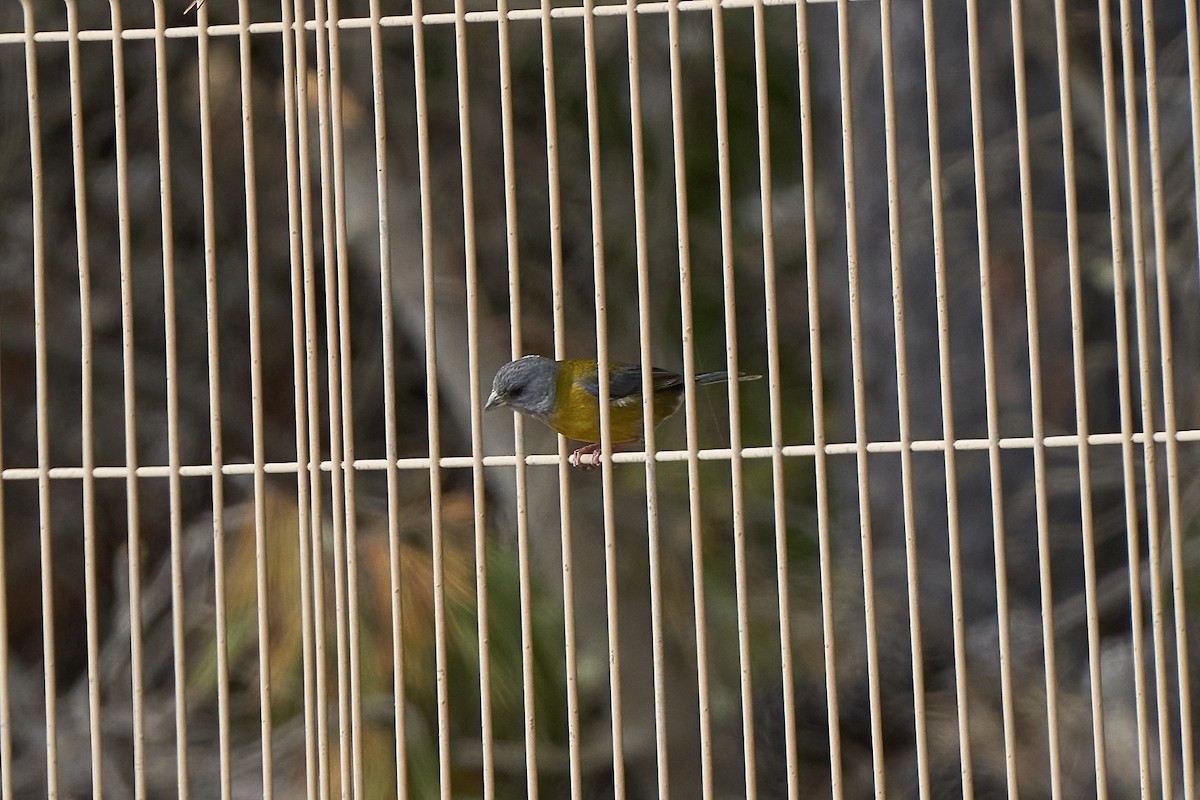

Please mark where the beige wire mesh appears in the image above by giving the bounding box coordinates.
[1,0,1197,798]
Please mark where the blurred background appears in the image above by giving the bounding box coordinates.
[0,0,1198,797]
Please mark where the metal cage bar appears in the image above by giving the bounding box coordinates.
[623,1,672,797]
[451,0,500,788]
[794,0,844,795]
[918,1,975,794]
[832,0,886,795]
[1051,0,1109,792]
[194,4,236,796]
[1008,0,1064,791]
[279,0,322,796]
[877,0,931,795]
[964,0,1019,792]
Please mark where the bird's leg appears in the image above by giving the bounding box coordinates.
[570,443,602,470]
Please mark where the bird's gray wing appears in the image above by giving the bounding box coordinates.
[577,364,684,405]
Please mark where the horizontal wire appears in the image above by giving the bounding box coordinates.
[2,427,1198,480]
[0,0,866,45]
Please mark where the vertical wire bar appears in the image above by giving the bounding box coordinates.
[408,0,453,793]
[623,1,670,795]
[0,355,7,799]
[288,1,333,794]
[709,1,757,795]
[33,1,60,796]
[877,0,931,795]
[149,2,190,793]
[917,3,975,793]
[0,0,35,762]
[278,0,321,795]
[28,4,59,796]
[364,0,409,795]
[794,0,843,793]
[448,0,497,793]
[1178,0,1200,787]
[61,3,102,796]
[750,0,799,794]
[1049,0,1108,792]
[1189,0,1200,293]
[494,0,539,794]
[232,2,275,794]
[325,1,367,793]
[311,0,356,791]
[194,5,234,795]
[665,0,715,792]
[108,7,149,790]
[580,0,627,794]
[1138,2,1195,792]
[963,0,1019,792]
[1116,0,1175,790]
[1007,2,1063,793]
[0,145,8,796]
[35,119,61,789]
[832,0,885,793]
[1096,0,1153,790]
[537,4,584,794]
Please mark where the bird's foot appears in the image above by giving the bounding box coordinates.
[569,443,602,470]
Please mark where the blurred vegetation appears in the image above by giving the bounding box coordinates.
[186,485,569,799]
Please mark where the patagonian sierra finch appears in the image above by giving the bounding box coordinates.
[485,355,761,469]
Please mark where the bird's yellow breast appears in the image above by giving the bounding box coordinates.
[546,365,683,444]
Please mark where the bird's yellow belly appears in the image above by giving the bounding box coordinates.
[548,383,683,444]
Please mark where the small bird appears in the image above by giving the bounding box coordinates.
[485,355,760,468]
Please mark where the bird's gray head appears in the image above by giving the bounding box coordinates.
[484,355,557,420]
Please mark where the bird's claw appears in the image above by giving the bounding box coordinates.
[570,444,603,470]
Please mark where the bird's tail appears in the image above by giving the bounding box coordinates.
[694,370,762,385]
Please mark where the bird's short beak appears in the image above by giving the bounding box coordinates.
[484,391,503,411]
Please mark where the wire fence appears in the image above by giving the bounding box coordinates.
[0,0,1197,798]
